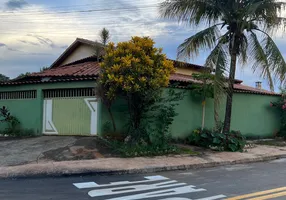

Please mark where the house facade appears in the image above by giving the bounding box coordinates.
[0,38,281,138]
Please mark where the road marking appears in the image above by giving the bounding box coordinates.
[74,175,226,200]
[248,191,286,200]
[105,185,206,200]
[88,181,186,197]
[160,197,226,200]
[226,186,286,200]
[195,195,228,200]
[73,182,99,189]
[73,175,169,189]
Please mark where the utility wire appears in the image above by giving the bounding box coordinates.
[0,4,159,17]
[0,0,159,13]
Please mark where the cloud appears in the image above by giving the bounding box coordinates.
[0,0,285,90]
[18,40,40,46]
[26,34,68,49]
[0,43,7,47]
[5,0,28,10]
[0,42,20,51]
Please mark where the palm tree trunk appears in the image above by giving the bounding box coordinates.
[223,50,237,133]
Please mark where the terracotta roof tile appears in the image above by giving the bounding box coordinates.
[170,73,201,83]
[233,84,278,95]
[0,77,97,85]
[3,60,279,96]
[30,61,100,77]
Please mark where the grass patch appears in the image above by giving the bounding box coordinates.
[178,147,199,155]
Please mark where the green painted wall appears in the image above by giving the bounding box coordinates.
[0,98,42,134]
[170,91,215,138]
[104,89,280,138]
[0,81,96,134]
[52,98,91,135]
[231,93,280,138]
[100,98,128,135]
[0,81,281,138]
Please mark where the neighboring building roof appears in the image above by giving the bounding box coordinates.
[233,83,278,95]
[169,59,208,70]
[49,37,212,71]
[170,73,279,96]
[3,59,279,96]
[50,38,103,69]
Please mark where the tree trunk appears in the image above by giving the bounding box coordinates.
[223,48,237,133]
[107,107,116,132]
[214,92,220,130]
[201,99,206,130]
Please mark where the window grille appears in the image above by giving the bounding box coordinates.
[0,90,37,100]
[43,88,95,98]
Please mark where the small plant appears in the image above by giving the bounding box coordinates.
[0,106,36,138]
[0,106,21,133]
[2,128,36,137]
[187,128,246,152]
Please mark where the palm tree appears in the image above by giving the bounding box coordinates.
[191,73,215,130]
[160,0,286,132]
[95,28,110,59]
[100,28,110,46]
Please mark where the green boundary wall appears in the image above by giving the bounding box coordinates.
[0,82,281,138]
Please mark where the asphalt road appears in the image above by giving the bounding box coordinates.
[2,159,286,200]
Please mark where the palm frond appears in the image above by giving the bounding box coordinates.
[248,31,274,91]
[177,24,221,60]
[259,30,286,86]
[204,40,228,127]
[246,0,286,31]
[238,34,248,66]
[205,38,228,72]
[205,40,228,96]
[159,0,223,26]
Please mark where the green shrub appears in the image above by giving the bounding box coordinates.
[145,89,185,146]
[101,138,179,157]
[187,129,246,152]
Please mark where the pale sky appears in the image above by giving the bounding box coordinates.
[0,0,286,91]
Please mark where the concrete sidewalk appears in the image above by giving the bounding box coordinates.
[1,144,286,178]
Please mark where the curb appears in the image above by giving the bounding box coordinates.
[1,154,286,179]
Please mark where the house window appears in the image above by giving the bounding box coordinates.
[0,90,37,100]
[43,88,95,98]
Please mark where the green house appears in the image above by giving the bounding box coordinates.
[0,38,281,138]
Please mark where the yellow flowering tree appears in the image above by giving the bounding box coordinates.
[98,36,175,141]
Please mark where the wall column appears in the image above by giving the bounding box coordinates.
[37,88,44,135]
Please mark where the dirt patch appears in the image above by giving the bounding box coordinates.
[40,137,116,162]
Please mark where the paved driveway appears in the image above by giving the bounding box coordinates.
[0,136,110,167]
[0,136,77,166]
